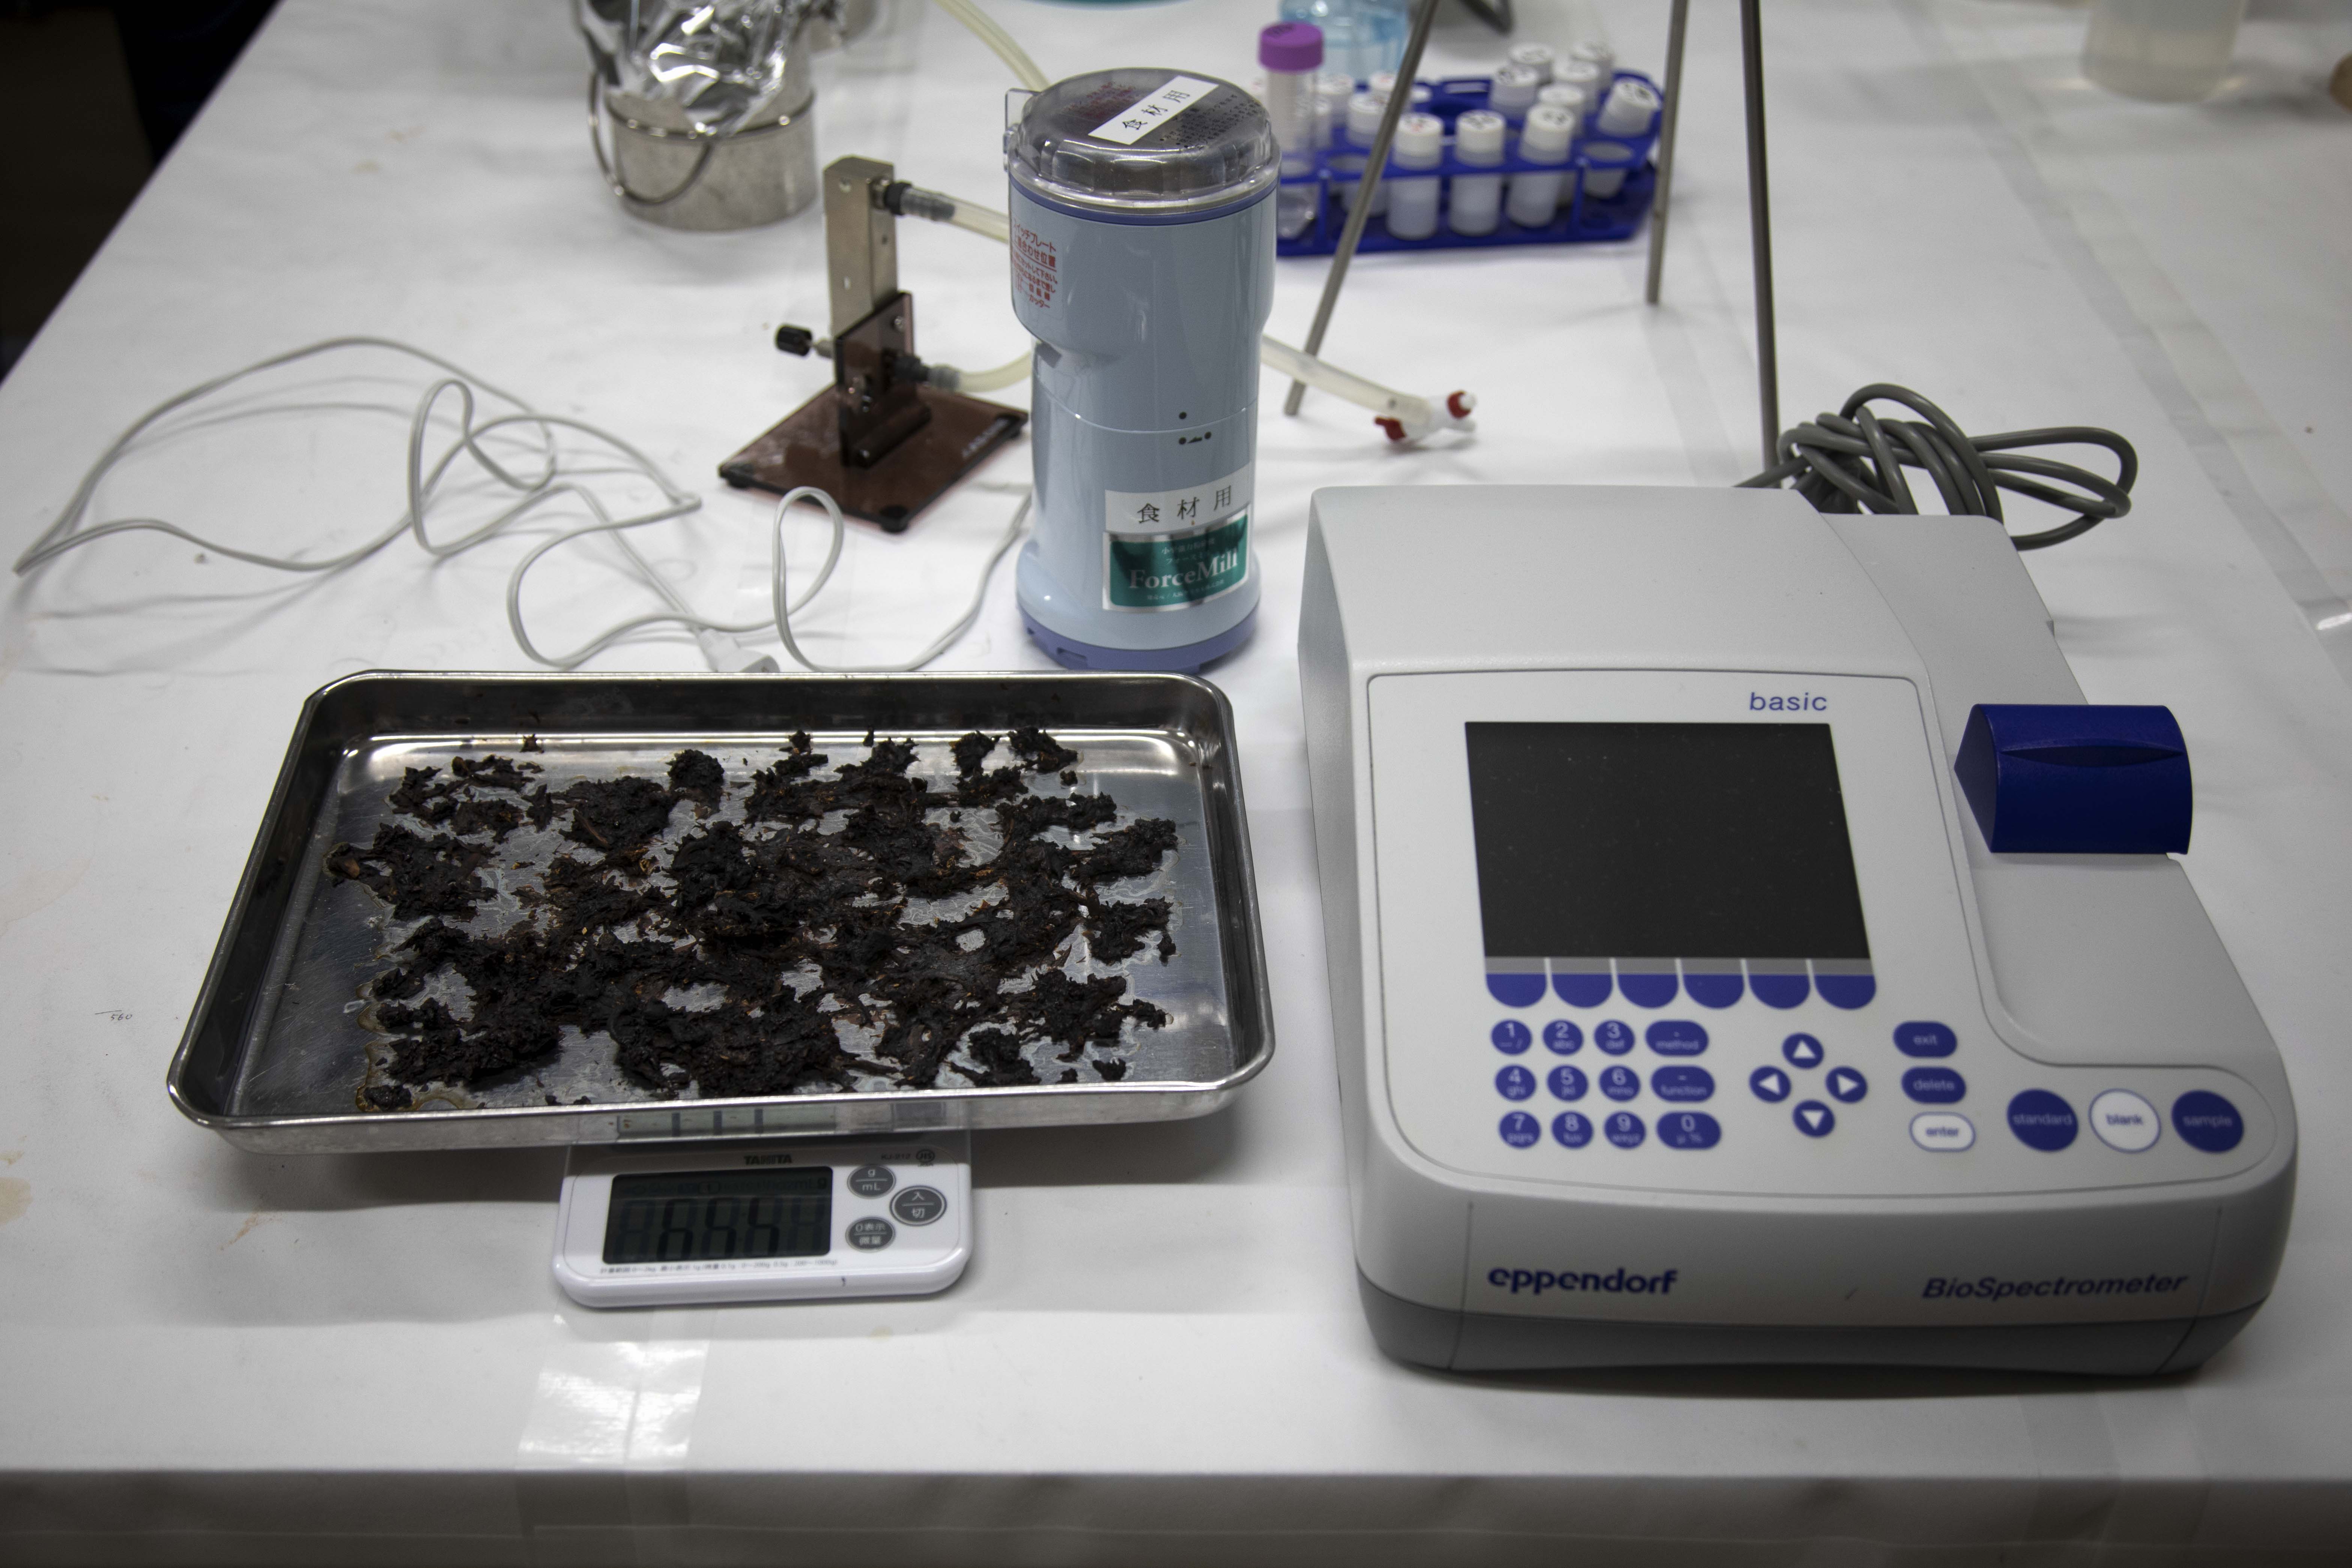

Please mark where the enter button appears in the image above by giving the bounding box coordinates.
[1910,1112,1975,1152]
[2090,1090,2161,1153]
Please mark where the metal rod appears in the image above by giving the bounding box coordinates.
[1739,0,1780,468]
[1644,0,1692,306]
[1283,0,1444,417]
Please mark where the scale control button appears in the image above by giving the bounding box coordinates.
[1902,1067,1966,1104]
[1543,1019,1584,1055]
[1496,1064,1537,1100]
[847,1216,895,1251]
[1826,1066,1868,1104]
[1604,1111,1647,1149]
[1620,970,1678,1008]
[1599,1065,1641,1102]
[1910,1112,1975,1152]
[2173,1090,2245,1154]
[2089,1090,2161,1152]
[1652,1066,1714,1102]
[2008,1090,2079,1151]
[1683,971,1743,1009]
[890,1186,947,1226]
[1645,1019,1708,1056]
[1499,1111,1541,1148]
[1894,1021,1958,1058]
[1793,1100,1836,1138]
[1782,1033,1825,1070]
[1552,1111,1594,1149]
[1492,1019,1532,1055]
[1553,970,1612,1007]
[1547,1064,1589,1102]
[847,1165,895,1198]
[1751,971,1809,1009]
[1488,972,1545,1007]
[1658,1111,1722,1150]
[1750,1066,1791,1103]
[1594,1020,1636,1055]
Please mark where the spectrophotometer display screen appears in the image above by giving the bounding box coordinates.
[1464,722,1871,960]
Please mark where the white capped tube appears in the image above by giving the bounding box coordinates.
[1341,90,1390,214]
[1487,61,1542,119]
[1553,58,1606,120]
[1569,40,1615,88]
[1369,71,1432,107]
[1447,109,1505,236]
[1506,41,1556,82]
[1383,112,1445,239]
[1537,80,1591,117]
[1582,78,1659,198]
[1506,102,1575,228]
[1261,23,1327,241]
[1314,69,1355,149]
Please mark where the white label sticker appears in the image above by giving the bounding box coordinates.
[1089,76,1221,146]
[1105,461,1252,538]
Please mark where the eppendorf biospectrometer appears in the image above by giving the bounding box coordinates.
[1299,485,2295,1374]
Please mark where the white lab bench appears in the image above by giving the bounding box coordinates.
[2,0,2350,1560]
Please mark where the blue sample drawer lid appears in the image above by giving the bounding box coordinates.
[1955,704,2191,855]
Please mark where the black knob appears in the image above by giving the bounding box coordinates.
[774,324,814,356]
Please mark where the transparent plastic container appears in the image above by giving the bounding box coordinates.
[2082,0,2246,102]
[1278,0,1408,83]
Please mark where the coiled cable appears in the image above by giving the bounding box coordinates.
[1737,383,2136,550]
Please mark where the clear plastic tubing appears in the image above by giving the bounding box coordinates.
[1448,110,1506,236]
[1506,41,1556,83]
[1314,69,1355,149]
[1261,22,1325,241]
[2082,0,2246,102]
[1505,102,1576,227]
[1341,90,1390,214]
[1581,77,1658,199]
[1383,112,1445,240]
[1552,57,1606,123]
[1487,61,1542,121]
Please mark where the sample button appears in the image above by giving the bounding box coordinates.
[890,1186,946,1226]
[847,1165,895,1198]
[1909,1112,1975,1152]
[2089,1090,2161,1152]
[2173,1090,2245,1154]
[846,1216,894,1251]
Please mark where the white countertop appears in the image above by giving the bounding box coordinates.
[3,0,2350,1559]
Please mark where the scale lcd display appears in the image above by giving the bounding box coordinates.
[1464,722,1871,961]
[602,1167,832,1265]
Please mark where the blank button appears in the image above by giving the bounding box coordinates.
[2090,1090,2161,1152]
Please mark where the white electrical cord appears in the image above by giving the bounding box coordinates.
[15,337,1027,673]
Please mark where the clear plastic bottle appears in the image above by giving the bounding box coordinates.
[1383,112,1445,240]
[1279,0,1408,83]
[1448,110,1506,235]
[1581,77,1657,198]
[1260,22,1325,240]
[2082,0,2246,102]
[1506,102,1576,228]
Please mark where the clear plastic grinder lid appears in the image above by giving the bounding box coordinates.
[1008,68,1278,216]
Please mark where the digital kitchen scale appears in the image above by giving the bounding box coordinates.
[553,1134,970,1307]
[1299,484,2297,1374]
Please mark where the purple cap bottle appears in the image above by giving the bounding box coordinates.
[1259,21,1325,73]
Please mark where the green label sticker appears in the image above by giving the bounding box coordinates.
[1105,514,1249,610]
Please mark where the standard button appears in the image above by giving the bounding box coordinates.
[1749,1065,1791,1103]
[1902,1066,1966,1104]
[1826,1066,1868,1104]
[2172,1090,2245,1154]
[1499,1111,1541,1147]
[1547,1064,1589,1102]
[2007,1089,2079,1152]
[1492,1019,1532,1055]
[1599,1064,1641,1101]
[1657,1111,1722,1150]
[1893,1021,1958,1058]
[1604,1111,1646,1149]
[1910,1112,1976,1152]
[1551,1111,1593,1149]
[1542,1020,1584,1055]
[847,1164,895,1198]
[1594,1020,1636,1056]
[2090,1090,2161,1152]
[1645,1019,1708,1057]
[1652,1066,1714,1102]
[1782,1033,1824,1070]
[846,1216,894,1250]
[1495,1064,1537,1101]
[1793,1100,1836,1138]
[889,1185,946,1225]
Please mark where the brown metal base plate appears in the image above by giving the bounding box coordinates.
[717,386,1027,533]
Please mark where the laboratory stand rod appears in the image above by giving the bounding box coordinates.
[1741,0,1781,468]
[1644,0,1692,306]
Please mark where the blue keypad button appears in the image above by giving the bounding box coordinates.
[1552,970,1612,1007]
[1552,1111,1594,1149]
[1496,1065,1537,1101]
[1499,1111,1540,1148]
[1619,971,1678,1008]
[2007,1090,2078,1152]
[1658,1111,1723,1150]
[1490,1019,1532,1055]
[1594,1020,1636,1056]
[1816,971,1877,1009]
[1547,1064,1588,1102]
[1683,971,1744,1009]
[1782,1033,1825,1070]
[1542,1020,1584,1055]
[2172,1090,2245,1154]
[1826,1066,1868,1104]
[1487,972,1546,1007]
[1894,1021,1958,1058]
[1793,1100,1836,1138]
[1652,1066,1714,1102]
[1750,1065,1791,1103]
[1645,1019,1709,1057]
[1604,1111,1647,1149]
[1599,1064,1641,1102]
[1751,972,1810,1009]
[1902,1066,1966,1104]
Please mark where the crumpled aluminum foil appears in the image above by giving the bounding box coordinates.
[577,0,836,133]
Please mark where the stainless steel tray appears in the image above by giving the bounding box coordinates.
[168,672,1271,1152]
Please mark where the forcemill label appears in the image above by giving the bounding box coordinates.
[1087,77,1220,146]
[1102,463,1252,610]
